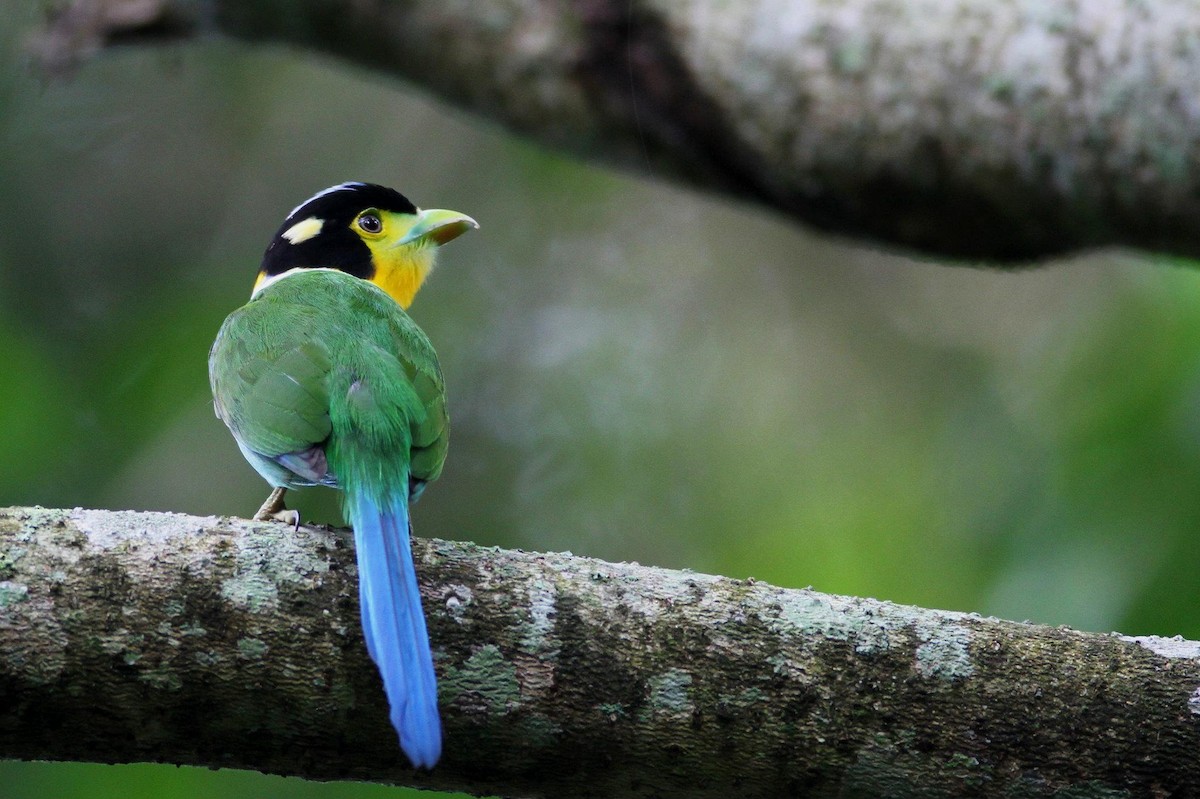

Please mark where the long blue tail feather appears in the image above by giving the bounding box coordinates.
[349,490,441,768]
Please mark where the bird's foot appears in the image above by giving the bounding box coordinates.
[268,509,300,529]
[253,487,299,530]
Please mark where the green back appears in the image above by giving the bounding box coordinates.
[209,269,448,498]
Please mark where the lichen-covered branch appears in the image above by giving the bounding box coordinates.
[3,506,1200,797]
[29,0,1200,261]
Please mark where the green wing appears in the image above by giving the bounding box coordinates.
[209,270,448,492]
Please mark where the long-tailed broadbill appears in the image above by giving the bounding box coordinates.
[208,182,477,768]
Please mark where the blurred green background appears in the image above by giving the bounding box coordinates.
[6,5,1200,798]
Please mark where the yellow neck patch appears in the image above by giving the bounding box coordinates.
[366,244,436,309]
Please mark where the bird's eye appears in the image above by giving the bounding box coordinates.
[358,213,382,234]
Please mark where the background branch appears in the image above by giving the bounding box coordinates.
[30,0,1200,261]
[3,506,1200,797]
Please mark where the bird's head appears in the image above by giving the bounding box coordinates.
[253,182,477,309]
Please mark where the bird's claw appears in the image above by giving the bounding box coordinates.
[253,486,298,529]
[268,509,301,530]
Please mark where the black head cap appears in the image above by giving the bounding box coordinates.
[259,182,419,280]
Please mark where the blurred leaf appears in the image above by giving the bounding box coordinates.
[0,324,73,503]
[0,762,474,799]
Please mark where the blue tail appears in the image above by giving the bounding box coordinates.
[349,490,442,768]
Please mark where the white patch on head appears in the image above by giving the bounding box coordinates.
[287,182,365,219]
[281,216,324,244]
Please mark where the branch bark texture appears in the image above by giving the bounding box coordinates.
[3,506,1200,797]
[32,0,1200,261]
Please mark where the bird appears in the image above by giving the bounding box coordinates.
[208,182,477,769]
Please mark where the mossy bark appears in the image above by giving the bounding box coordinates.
[2,505,1200,797]
[31,0,1200,261]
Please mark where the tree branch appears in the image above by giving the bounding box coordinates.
[28,0,1200,261]
[3,505,1200,797]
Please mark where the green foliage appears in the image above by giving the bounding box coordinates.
[0,323,73,502]
[0,762,461,799]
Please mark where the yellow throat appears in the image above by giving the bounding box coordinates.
[366,243,436,310]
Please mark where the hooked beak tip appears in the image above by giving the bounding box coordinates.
[401,209,478,247]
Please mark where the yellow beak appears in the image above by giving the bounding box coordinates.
[398,208,479,247]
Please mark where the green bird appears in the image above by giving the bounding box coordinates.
[208,182,476,768]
